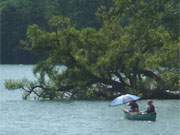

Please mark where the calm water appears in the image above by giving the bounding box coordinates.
[0,65,180,135]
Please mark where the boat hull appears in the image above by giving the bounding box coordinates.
[124,111,156,121]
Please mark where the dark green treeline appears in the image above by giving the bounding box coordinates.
[0,0,112,64]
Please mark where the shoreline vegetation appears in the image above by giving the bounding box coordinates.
[4,79,179,100]
[3,0,180,100]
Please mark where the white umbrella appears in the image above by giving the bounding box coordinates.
[111,94,140,106]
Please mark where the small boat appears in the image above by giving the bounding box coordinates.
[123,111,156,121]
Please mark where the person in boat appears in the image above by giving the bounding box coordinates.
[128,100,139,113]
[145,100,156,113]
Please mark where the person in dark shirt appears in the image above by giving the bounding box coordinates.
[128,101,139,112]
[146,100,156,113]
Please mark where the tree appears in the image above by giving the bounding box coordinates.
[0,0,112,64]
[5,0,179,100]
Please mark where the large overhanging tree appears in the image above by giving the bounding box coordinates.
[6,0,179,100]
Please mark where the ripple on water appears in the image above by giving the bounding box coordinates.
[0,65,180,135]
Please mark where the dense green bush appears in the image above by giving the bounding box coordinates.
[4,79,24,90]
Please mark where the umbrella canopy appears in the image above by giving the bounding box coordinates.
[111,94,140,106]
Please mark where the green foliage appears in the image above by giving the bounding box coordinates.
[3,0,179,100]
[22,0,179,99]
[161,71,180,91]
[4,79,24,90]
[0,0,112,64]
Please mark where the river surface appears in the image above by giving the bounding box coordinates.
[0,65,180,135]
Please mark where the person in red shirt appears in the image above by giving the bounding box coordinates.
[128,101,139,112]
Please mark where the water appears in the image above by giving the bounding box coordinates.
[0,65,180,135]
